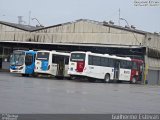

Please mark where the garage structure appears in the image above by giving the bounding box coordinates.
[0,19,160,85]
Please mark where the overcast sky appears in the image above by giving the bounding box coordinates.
[0,0,160,32]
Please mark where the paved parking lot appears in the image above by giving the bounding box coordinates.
[0,72,160,113]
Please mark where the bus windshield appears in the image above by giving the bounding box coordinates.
[70,53,85,62]
[36,52,49,60]
[10,52,25,66]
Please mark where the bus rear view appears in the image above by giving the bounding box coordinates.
[68,52,86,78]
[35,51,50,75]
[35,50,70,78]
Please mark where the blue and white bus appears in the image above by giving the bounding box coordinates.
[35,50,70,78]
[10,50,37,76]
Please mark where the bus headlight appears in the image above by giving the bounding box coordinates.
[19,66,23,70]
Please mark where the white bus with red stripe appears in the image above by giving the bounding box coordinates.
[68,51,143,83]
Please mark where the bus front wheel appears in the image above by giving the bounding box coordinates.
[22,74,29,77]
[104,74,110,83]
[22,74,26,77]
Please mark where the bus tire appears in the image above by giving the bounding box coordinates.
[104,74,110,83]
[131,77,137,84]
[32,73,37,77]
[22,74,26,77]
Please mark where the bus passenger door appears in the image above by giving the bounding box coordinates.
[113,61,120,80]
[56,56,65,77]
[25,53,34,74]
[52,55,57,76]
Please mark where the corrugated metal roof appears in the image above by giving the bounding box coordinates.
[0,21,38,31]
[0,19,150,34]
[31,19,148,35]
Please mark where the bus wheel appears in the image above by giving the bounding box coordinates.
[131,77,137,84]
[32,73,37,77]
[22,74,26,77]
[104,74,110,83]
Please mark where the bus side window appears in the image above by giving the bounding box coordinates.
[108,58,114,67]
[92,56,100,66]
[65,56,69,64]
[120,60,124,68]
[126,61,132,69]
[88,55,93,65]
[104,58,109,67]
[120,60,131,69]
[25,54,33,66]
[52,55,57,63]
[100,57,105,66]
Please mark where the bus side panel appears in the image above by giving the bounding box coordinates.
[41,60,48,71]
[25,53,36,75]
[64,65,69,77]
[119,69,131,81]
[86,66,114,80]
[25,63,35,74]
[35,60,53,75]
[50,63,57,76]
[35,60,42,73]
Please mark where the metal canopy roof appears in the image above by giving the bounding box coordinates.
[0,19,150,34]
[0,21,38,31]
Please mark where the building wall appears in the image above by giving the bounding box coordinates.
[144,33,160,69]
[143,33,160,85]
[0,24,30,41]
[145,33,160,49]
[147,70,160,85]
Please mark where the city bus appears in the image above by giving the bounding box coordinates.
[35,50,70,78]
[68,51,144,83]
[10,50,37,76]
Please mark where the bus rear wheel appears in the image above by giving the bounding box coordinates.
[104,74,110,83]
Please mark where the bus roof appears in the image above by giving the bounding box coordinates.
[13,50,36,54]
[51,51,70,56]
[25,50,37,54]
[71,51,131,61]
[37,50,70,56]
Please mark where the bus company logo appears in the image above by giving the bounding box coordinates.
[134,0,160,6]
[124,71,130,74]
